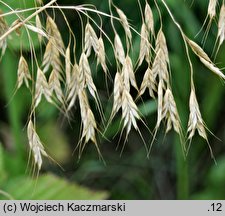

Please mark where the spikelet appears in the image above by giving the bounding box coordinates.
[156,29,169,63]
[114,34,125,65]
[201,0,217,42]
[78,90,96,143]
[162,88,181,134]
[66,63,79,111]
[44,16,64,73]
[187,90,207,140]
[144,2,154,35]
[139,67,157,98]
[25,23,48,40]
[46,16,65,53]
[48,69,64,104]
[110,72,140,137]
[121,87,140,136]
[115,7,132,48]
[111,72,123,119]
[208,0,217,19]
[186,37,211,62]
[84,23,99,57]
[97,37,107,74]
[27,120,48,170]
[187,89,214,158]
[122,56,138,91]
[17,56,31,89]
[156,80,164,129]
[148,80,164,155]
[152,29,170,88]
[0,10,8,58]
[35,15,43,43]
[79,52,98,101]
[138,23,150,66]
[65,45,71,86]
[42,38,62,73]
[78,89,100,156]
[34,68,52,107]
[186,37,225,80]
[217,4,225,47]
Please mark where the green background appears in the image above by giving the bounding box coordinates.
[0,0,225,199]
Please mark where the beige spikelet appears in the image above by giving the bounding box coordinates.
[35,15,43,43]
[48,69,64,104]
[111,72,123,119]
[208,0,217,20]
[114,34,125,64]
[65,45,71,86]
[138,23,150,66]
[199,57,225,80]
[77,89,101,156]
[17,56,31,89]
[156,29,169,63]
[66,63,79,111]
[187,89,215,158]
[121,88,140,136]
[34,68,52,107]
[97,37,107,74]
[139,67,157,98]
[116,7,132,47]
[144,2,154,35]
[84,23,99,57]
[217,4,225,46]
[186,37,225,80]
[78,90,97,143]
[0,10,8,58]
[42,38,62,73]
[152,29,170,88]
[187,90,207,140]
[162,88,181,134]
[110,72,140,137]
[46,16,65,53]
[122,56,138,91]
[79,52,98,101]
[200,0,217,43]
[27,120,48,170]
[156,80,164,129]
[186,37,211,62]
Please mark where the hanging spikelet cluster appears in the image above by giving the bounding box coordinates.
[0,0,224,170]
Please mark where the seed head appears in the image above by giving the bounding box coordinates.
[17,56,31,89]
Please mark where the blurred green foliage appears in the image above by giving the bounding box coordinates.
[0,0,224,200]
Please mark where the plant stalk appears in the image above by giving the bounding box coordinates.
[175,136,189,199]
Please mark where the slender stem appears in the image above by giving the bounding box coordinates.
[175,136,189,199]
[161,0,190,199]
[0,0,57,42]
[0,8,38,17]
[52,5,120,20]
[160,0,195,87]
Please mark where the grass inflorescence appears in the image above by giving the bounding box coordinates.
[0,0,224,172]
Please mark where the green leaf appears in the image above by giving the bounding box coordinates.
[0,173,109,200]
